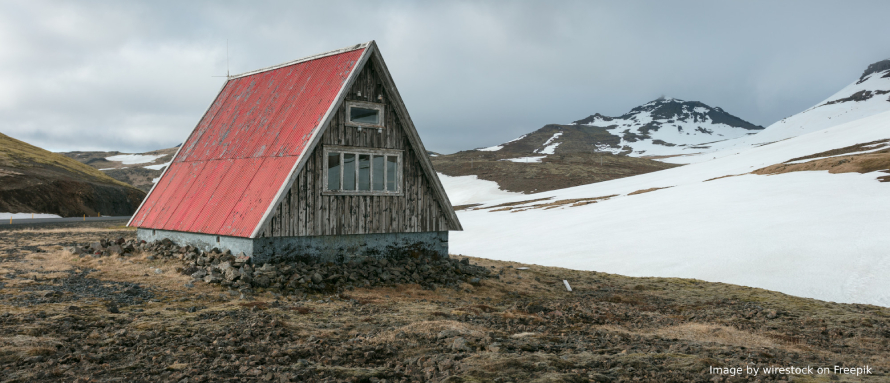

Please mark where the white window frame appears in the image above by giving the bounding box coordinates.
[322,145,402,196]
[345,101,385,128]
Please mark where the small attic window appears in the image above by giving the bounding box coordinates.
[346,101,384,128]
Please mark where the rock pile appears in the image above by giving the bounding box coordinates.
[65,237,138,257]
[69,238,492,294]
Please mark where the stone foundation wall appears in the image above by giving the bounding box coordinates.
[136,229,448,263]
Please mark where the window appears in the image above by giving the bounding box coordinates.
[324,146,402,195]
[346,101,385,128]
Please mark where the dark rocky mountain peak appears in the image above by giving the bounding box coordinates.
[859,58,890,81]
[574,97,763,131]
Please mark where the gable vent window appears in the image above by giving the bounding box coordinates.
[346,101,385,128]
[324,146,401,195]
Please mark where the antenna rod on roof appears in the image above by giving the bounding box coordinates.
[212,39,231,79]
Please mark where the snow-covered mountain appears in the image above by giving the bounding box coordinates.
[476,98,763,160]
[667,58,890,164]
[447,59,890,307]
[572,97,764,157]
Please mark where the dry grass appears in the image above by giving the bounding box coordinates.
[369,320,488,344]
[652,323,790,349]
[753,139,890,180]
[487,195,618,212]
[483,198,554,212]
[453,203,483,211]
[593,323,806,352]
[754,150,890,178]
[0,335,62,363]
[43,248,206,294]
[628,186,673,195]
[784,139,890,162]
[24,252,75,272]
[703,174,744,182]
[533,195,618,210]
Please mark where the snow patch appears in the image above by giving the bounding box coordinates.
[477,134,530,152]
[538,143,560,154]
[501,156,546,163]
[535,132,563,154]
[595,144,623,155]
[106,154,164,165]
[437,173,522,205]
[507,134,528,143]
[144,162,171,170]
[541,132,563,146]
[1,213,63,219]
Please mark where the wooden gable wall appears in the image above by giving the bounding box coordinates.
[256,57,455,238]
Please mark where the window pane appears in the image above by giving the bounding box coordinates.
[372,155,385,190]
[350,107,379,124]
[386,155,398,191]
[358,154,371,190]
[327,152,340,190]
[343,153,356,190]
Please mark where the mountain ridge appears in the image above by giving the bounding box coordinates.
[476,97,764,159]
[0,132,145,216]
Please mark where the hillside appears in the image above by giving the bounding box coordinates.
[62,147,177,192]
[432,124,680,194]
[0,132,145,217]
[1,223,888,382]
[447,60,890,307]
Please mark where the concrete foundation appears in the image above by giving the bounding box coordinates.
[137,229,448,263]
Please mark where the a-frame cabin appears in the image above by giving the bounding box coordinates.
[128,41,461,262]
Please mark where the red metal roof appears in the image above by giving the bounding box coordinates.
[130,47,365,237]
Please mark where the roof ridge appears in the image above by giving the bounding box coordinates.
[228,40,373,80]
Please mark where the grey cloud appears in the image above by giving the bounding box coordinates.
[1,0,888,153]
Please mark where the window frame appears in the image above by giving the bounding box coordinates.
[345,101,386,128]
[322,145,403,196]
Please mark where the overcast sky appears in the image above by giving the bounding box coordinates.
[1,1,889,154]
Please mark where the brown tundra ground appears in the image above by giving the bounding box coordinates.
[0,221,888,383]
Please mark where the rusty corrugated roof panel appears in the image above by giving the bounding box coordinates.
[132,46,365,237]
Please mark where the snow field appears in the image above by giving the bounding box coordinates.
[437,173,522,205]
[446,110,890,306]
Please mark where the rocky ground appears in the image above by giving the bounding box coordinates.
[1,222,889,382]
